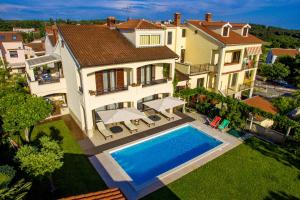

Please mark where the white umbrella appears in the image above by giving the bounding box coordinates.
[143,97,185,112]
[97,108,147,124]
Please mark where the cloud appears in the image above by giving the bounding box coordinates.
[0,3,29,12]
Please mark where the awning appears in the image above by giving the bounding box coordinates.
[143,97,185,112]
[97,108,147,124]
[26,53,61,69]
[246,46,262,56]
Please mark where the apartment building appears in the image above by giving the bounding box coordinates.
[165,13,263,99]
[0,31,26,73]
[26,18,177,136]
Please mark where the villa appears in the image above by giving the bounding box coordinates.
[266,48,299,64]
[167,13,263,99]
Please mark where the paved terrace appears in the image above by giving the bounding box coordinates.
[79,111,195,156]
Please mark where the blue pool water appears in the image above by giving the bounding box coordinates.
[111,125,222,186]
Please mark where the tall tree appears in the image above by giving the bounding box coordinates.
[260,63,290,80]
[0,93,52,142]
[14,136,63,192]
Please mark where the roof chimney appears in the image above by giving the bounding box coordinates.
[205,13,212,22]
[174,12,181,26]
[107,16,116,29]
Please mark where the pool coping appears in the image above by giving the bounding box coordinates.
[105,123,228,191]
[90,121,242,200]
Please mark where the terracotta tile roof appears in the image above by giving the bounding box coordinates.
[117,19,163,30]
[25,42,45,52]
[243,96,278,115]
[271,48,299,57]
[187,20,263,45]
[58,25,178,68]
[0,32,23,42]
[59,188,126,200]
[175,69,189,81]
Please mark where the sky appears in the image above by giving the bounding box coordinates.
[0,0,300,29]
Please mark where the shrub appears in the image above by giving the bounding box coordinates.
[0,165,16,188]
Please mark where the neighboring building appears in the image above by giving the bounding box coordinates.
[45,25,58,54]
[13,27,36,33]
[0,31,26,73]
[243,96,278,128]
[266,48,299,64]
[25,17,178,136]
[165,13,263,99]
[24,41,46,58]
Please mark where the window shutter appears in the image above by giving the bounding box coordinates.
[137,68,141,84]
[116,69,124,89]
[95,71,103,93]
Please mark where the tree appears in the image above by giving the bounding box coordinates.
[14,136,63,192]
[272,96,296,114]
[0,93,52,142]
[260,63,290,80]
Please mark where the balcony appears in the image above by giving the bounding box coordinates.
[242,60,256,70]
[142,78,168,87]
[175,62,216,76]
[94,86,128,96]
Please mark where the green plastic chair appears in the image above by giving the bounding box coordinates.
[218,119,230,131]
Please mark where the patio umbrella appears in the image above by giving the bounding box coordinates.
[96,108,147,124]
[143,97,185,112]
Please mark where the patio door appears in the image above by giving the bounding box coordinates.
[139,65,154,85]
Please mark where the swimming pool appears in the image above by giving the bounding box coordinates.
[110,125,223,188]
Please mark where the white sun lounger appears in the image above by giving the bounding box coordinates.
[160,111,175,121]
[141,117,155,127]
[96,122,113,140]
[124,121,138,133]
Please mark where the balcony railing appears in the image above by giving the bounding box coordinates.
[95,85,128,96]
[142,78,168,87]
[38,77,60,85]
[239,81,254,91]
[190,63,212,75]
[242,60,256,70]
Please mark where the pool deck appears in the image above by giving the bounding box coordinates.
[89,116,244,200]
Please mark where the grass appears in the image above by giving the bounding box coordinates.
[143,137,300,200]
[26,120,106,199]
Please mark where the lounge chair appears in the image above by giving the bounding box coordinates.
[141,117,155,127]
[210,116,222,128]
[218,119,230,131]
[96,122,113,140]
[124,121,138,133]
[160,111,175,121]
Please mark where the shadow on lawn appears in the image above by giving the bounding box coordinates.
[244,138,300,170]
[264,191,300,200]
[34,126,63,144]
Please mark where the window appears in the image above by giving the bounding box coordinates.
[167,31,172,45]
[242,28,248,37]
[222,26,229,37]
[102,70,116,93]
[182,29,186,37]
[140,35,160,45]
[140,35,150,45]
[232,51,241,63]
[197,78,205,88]
[12,35,17,40]
[140,65,155,85]
[9,51,18,58]
[231,73,238,87]
[180,49,185,63]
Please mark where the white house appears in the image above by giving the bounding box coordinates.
[0,31,26,73]
[26,17,178,137]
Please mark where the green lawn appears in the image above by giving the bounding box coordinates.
[26,120,106,199]
[143,138,300,200]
